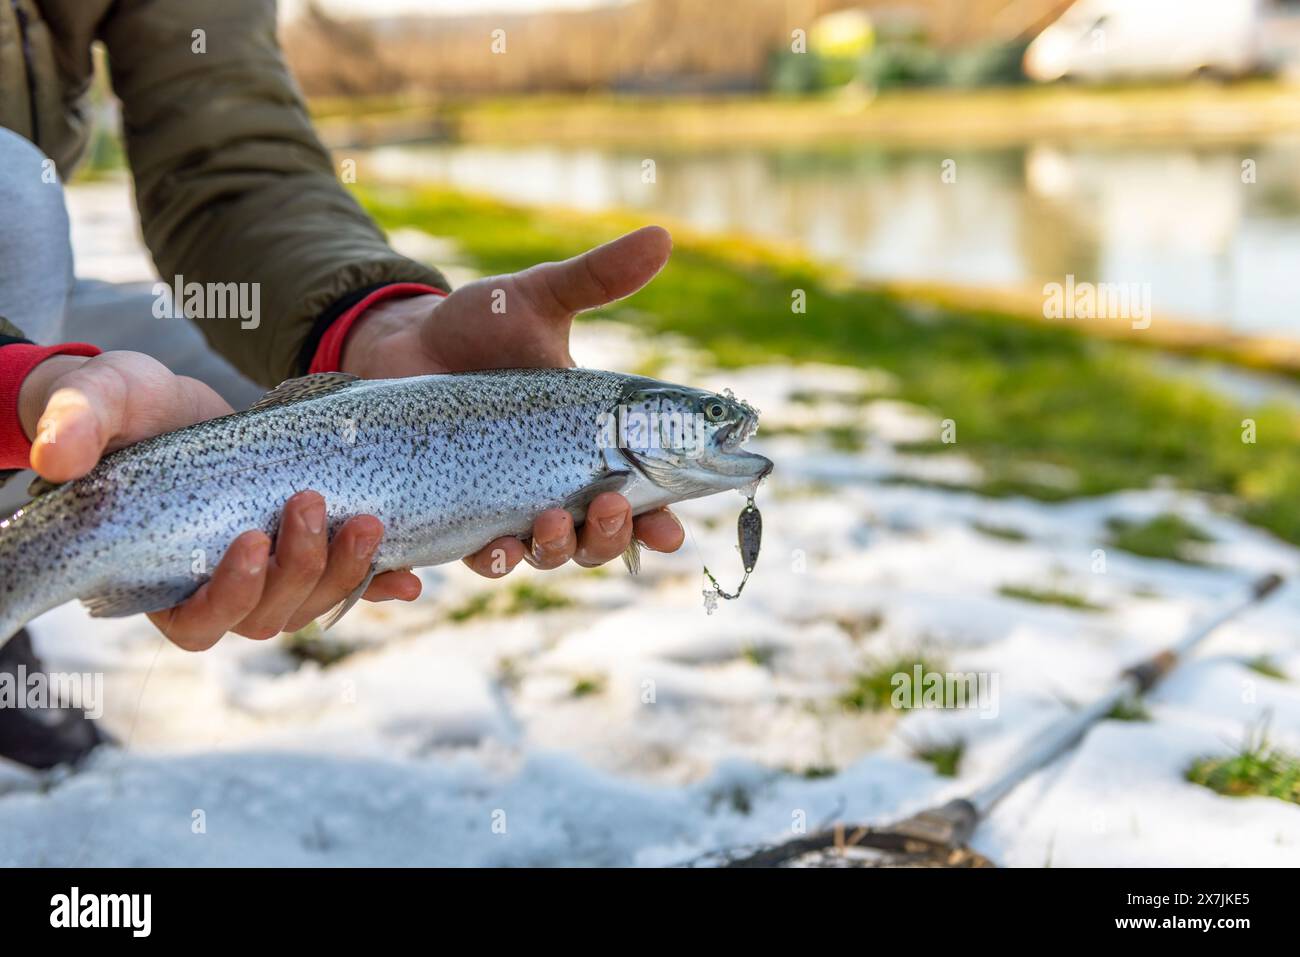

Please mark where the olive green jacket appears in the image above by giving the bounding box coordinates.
[0,0,447,385]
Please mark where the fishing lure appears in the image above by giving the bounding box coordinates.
[702,495,762,614]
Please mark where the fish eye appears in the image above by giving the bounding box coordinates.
[704,400,727,422]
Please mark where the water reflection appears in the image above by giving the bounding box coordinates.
[370,137,1300,337]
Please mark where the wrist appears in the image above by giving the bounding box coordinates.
[18,354,90,440]
[338,303,410,379]
[308,284,447,378]
[335,290,448,378]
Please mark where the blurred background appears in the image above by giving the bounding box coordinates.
[278,0,1300,337]
[11,0,1299,866]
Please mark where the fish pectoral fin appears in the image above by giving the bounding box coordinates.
[82,581,197,619]
[318,563,379,631]
[25,476,62,498]
[561,470,632,520]
[250,372,361,411]
[622,538,642,576]
[628,458,700,495]
[561,472,641,574]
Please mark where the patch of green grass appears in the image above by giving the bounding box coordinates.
[794,765,837,780]
[446,591,494,623]
[998,584,1105,613]
[1107,513,1215,564]
[834,612,884,642]
[1187,721,1300,805]
[503,581,574,615]
[446,582,574,623]
[742,645,776,667]
[971,521,1028,542]
[839,655,943,713]
[496,656,523,690]
[914,739,965,777]
[571,675,605,698]
[359,186,1300,546]
[787,389,875,406]
[708,784,753,816]
[1106,697,1151,722]
[282,623,358,668]
[364,83,1300,152]
[823,425,865,452]
[1245,656,1289,681]
[628,348,674,379]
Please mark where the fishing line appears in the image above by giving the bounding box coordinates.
[72,631,166,866]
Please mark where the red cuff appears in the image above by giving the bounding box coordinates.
[0,342,102,471]
[308,283,447,375]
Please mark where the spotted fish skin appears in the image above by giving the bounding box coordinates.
[0,368,770,643]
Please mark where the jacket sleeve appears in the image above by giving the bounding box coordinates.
[98,0,448,387]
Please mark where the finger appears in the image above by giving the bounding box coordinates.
[147,531,271,652]
[574,492,634,567]
[423,276,575,371]
[523,509,577,570]
[515,225,672,317]
[29,367,128,482]
[463,536,527,579]
[232,492,328,640]
[362,570,423,601]
[174,375,240,424]
[633,508,685,553]
[30,360,231,483]
[280,515,384,632]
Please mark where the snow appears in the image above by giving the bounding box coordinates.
[3,193,1298,866]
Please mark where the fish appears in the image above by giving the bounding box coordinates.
[0,368,773,644]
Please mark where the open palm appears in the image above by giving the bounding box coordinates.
[339,225,685,577]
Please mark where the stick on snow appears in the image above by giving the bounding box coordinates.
[716,572,1285,868]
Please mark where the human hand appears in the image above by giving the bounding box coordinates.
[17,350,418,650]
[340,225,686,578]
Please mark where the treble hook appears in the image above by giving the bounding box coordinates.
[702,496,762,612]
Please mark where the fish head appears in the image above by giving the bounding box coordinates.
[606,381,773,498]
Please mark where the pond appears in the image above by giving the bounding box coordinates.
[368,139,1300,339]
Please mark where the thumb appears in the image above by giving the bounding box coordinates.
[514,225,672,317]
[29,364,128,482]
[29,355,230,483]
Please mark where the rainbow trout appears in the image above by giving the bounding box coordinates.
[0,368,771,643]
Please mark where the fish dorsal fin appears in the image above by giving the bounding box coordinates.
[26,475,63,498]
[250,372,360,411]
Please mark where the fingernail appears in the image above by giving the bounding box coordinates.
[354,533,379,561]
[648,510,684,550]
[538,529,568,552]
[597,511,627,537]
[247,538,269,576]
[301,498,325,535]
[531,535,565,563]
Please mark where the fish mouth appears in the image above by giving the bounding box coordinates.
[706,411,773,482]
[717,410,759,450]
